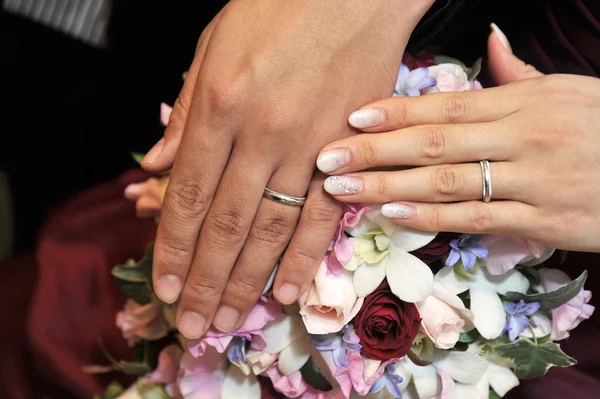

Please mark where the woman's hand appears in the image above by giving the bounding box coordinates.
[140,0,435,339]
[318,26,600,252]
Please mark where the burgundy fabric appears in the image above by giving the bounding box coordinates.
[0,169,156,399]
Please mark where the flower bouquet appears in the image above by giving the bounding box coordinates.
[92,54,594,399]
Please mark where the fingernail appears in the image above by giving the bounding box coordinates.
[213,305,240,332]
[324,176,363,195]
[381,203,417,219]
[278,283,299,305]
[178,311,206,339]
[348,108,386,129]
[143,138,165,164]
[156,274,182,304]
[317,149,351,173]
[124,183,142,198]
[491,23,512,53]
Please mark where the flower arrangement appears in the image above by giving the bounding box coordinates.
[93,54,594,399]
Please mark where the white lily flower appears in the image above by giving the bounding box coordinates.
[261,313,312,376]
[435,266,530,339]
[344,206,437,302]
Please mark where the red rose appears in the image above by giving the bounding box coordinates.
[411,232,460,264]
[353,283,421,361]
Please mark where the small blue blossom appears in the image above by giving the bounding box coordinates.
[445,234,489,270]
[504,300,541,342]
[312,325,361,368]
[394,64,437,97]
[227,337,247,365]
[369,363,404,398]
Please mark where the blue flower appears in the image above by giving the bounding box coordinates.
[445,234,489,270]
[504,300,541,342]
[369,363,404,398]
[394,64,437,97]
[312,325,361,368]
[227,337,247,364]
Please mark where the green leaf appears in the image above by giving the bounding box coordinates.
[115,279,152,305]
[301,358,333,392]
[459,329,480,344]
[494,338,576,380]
[516,266,540,287]
[132,152,146,165]
[467,57,483,80]
[434,55,467,69]
[505,270,587,312]
[112,243,154,283]
[560,250,569,264]
[104,382,125,399]
[99,340,152,375]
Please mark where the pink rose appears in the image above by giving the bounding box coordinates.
[188,295,281,357]
[416,283,474,350]
[298,261,364,334]
[144,345,184,398]
[423,64,471,94]
[115,300,168,347]
[538,268,595,341]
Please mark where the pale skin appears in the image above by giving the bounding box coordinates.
[319,29,600,253]
[141,0,436,339]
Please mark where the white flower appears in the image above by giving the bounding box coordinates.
[435,266,530,339]
[343,206,437,302]
[261,313,312,376]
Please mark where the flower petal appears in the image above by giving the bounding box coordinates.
[480,235,536,275]
[405,88,421,97]
[262,314,305,354]
[411,364,441,399]
[488,363,519,397]
[278,332,312,376]
[221,365,262,399]
[354,257,387,297]
[470,286,506,339]
[425,350,488,385]
[178,349,226,399]
[386,250,433,303]
[390,226,437,252]
[519,313,552,340]
[434,266,470,295]
[484,269,530,295]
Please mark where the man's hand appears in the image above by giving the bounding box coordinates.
[142,0,434,339]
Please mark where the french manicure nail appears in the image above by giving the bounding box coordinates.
[317,149,351,173]
[348,108,386,129]
[324,176,363,195]
[178,311,206,339]
[491,23,512,53]
[278,282,299,305]
[381,203,417,219]
[156,274,182,304]
[213,305,240,332]
[143,138,165,164]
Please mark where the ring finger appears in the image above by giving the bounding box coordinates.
[323,162,524,204]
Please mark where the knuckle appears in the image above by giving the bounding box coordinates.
[419,128,447,160]
[390,101,408,127]
[154,239,192,270]
[539,75,571,97]
[166,179,209,218]
[467,205,494,233]
[304,200,338,228]
[184,276,223,304]
[205,211,248,247]
[431,166,460,197]
[424,206,443,231]
[226,277,263,303]
[375,173,392,198]
[359,138,380,167]
[250,216,295,247]
[440,95,468,124]
[285,249,320,276]
[206,74,248,116]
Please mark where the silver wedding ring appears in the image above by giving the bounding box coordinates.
[480,160,492,203]
[263,187,307,207]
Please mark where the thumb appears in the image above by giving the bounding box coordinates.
[488,23,544,86]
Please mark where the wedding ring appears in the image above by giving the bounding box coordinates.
[263,187,307,207]
[480,160,492,203]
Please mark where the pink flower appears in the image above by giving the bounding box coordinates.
[265,367,308,398]
[178,348,227,399]
[246,350,278,375]
[470,80,483,90]
[144,345,184,398]
[327,205,371,276]
[538,268,595,341]
[298,261,364,334]
[422,64,471,94]
[115,300,168,347]
[416,283,474,350]
[481,236,554,275]
[187,295,281,357]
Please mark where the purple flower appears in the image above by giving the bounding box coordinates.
[445,234,489,270]
[226,337,247,364]
[505,300,541,342]
[369,363,404,398]
[394,64,437,97]
[312,325,361,368]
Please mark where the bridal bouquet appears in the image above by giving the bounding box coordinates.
[95,55,594,399]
